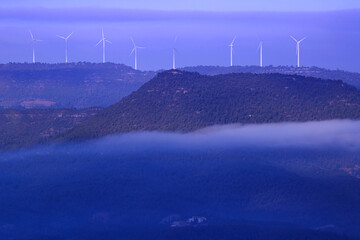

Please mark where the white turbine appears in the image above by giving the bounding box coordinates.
[229,36,236,67]
[96,28,112,63]
[129,38,144,70]
[290,36,306,68]
[29,30,42,64]
[172,36,178,70]
[258,41,263,67]
[57,32,73,64]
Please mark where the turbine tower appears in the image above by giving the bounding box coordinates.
[129,38,144,70]
[29,30,42,64]
[172,36,178,70]
[229,36,236,67]
[96,28,112,63]
[258,41,263,67]
[290,36,306,68]
[57,32,73,64]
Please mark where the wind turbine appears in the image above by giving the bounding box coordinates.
[57,32,73,63]
[290,36,306,68]
[229,36,236,67]
[29,30,42,64]
[172,36,178,70]
[129,38,144,70]
[258,41,263,67]
[96,28,112,63]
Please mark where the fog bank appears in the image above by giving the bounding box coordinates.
[2,120,360,159]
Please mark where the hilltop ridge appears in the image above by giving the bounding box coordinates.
[64,70,360,140]
[181,65,360,89]
[1,63,360,110]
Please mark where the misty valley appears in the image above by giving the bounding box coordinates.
[3,0,360,238]
[1,65,360,240]
[1,122,360,239]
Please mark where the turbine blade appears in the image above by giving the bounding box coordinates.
[299,37,307,43]
[231,35,237,45]
[130,37,136,47]
[29,30,34,40]
[257,42,261,51]
[96,39,103,46]
[66,32,74,39]
[106,40,112,44]
[57,35,66,40]
[290,36,298,42]
[129,48,135,56]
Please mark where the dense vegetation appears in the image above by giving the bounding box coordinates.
[1,63,360,110]
[0,108,102,150]
[1,139,359,239]
[0,63,155,109]
[64,70,360,140]
[182,66,360,88]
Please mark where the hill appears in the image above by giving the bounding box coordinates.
[181,66,360,89]
[0,63,155,109]
[2,64,360,110]
[64,70,360,140]
[0,108,102,150]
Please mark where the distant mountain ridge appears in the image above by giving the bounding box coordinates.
[181,66,360,89]
[64,70,360,140]
[1,63,360,110]
[0,62,155,109]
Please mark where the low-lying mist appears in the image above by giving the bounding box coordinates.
[1,120,360,239]
[3,120,360,159]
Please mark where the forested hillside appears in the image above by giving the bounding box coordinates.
[182,66,360,88]
[64,70,360,140]
[2,64,360,110]
[0,108,102,150]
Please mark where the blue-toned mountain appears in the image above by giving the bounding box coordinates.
[64,70,360,140]
[0,63,155,109]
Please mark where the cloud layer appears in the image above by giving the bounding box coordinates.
[84,120,360,152]
[2,120,360,159]
[1,120,360,239]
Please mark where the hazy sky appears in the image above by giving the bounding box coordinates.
[3,0,360,11]
[1,2,360,72]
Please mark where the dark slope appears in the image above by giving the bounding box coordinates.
[0,63,155,109]
[64,70,360,140]
[0,108,102,150]
[181,66,360,89]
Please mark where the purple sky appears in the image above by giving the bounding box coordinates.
[3,0,360,11]
[0,6,360,72]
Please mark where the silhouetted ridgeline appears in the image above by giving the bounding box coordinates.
[181,66,360,89]
[1,63,360,110]
[0,63,155,109]
[64,70,360,140]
